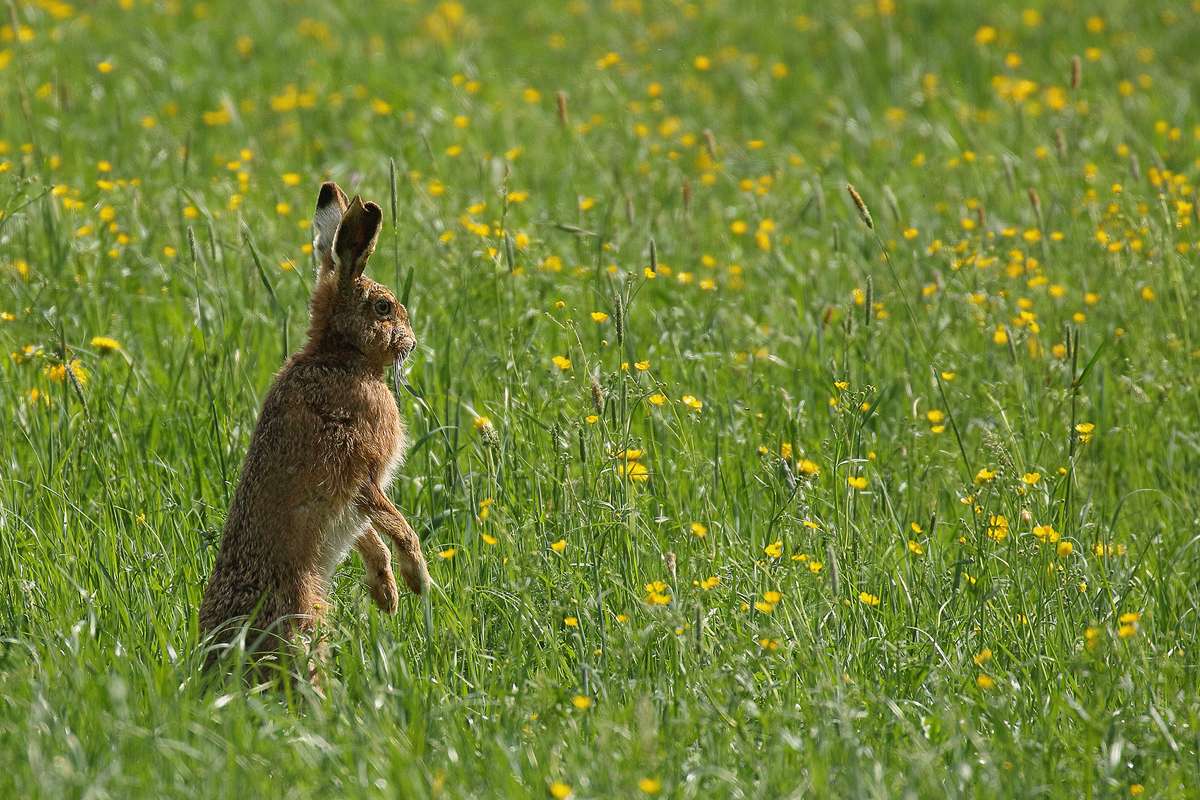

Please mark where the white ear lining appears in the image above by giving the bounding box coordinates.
[313,204,344,264]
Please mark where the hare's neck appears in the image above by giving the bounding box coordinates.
[299,335,385,379]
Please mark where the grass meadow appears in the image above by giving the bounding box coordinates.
[3,0,1200,796]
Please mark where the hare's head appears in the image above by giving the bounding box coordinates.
[308,182,415,370]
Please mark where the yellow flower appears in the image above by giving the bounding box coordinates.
[91,336,120,352]
[808,560,823,574]
[798,459,820,476]
[847,476,868,490]
[585,414,599,424]
[618,462,649,482]
[590,312,609,322]
[1033,525,1060,543]
[858,592,880,607]
[473,415,491,431]
[648,393,666,406]
[754,601,775,613]
[1022,472,1040,485]
[1075,422,1094,443]
[551,539,566,553]
[634,360,649,371]
[44,360,88,385]
[282,172,301,186]
[764,540,783,558]
[552,356,571,370]
[974,648,992,665]
[763,591,783,604]
[619,448,644,461]
[571,694,592,709]
[438,548,456,559]
[987,515,1009,541]
[1056,541,1074,557]
[549,782,572,799]
[482,533,498,545]
[578,197,595,211]
[644,581,671,605]
[926,409,944,424]
[522,88,541,103]
[1130,786,1144,796]
[564,617,578,627]
[976,674,996,689]
[907,539,923,555]
[974,467,997,484]
[638,778,663,794]
[690,522,707,538]
[682,395,702,411]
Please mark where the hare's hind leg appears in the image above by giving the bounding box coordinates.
[355,527,399,614]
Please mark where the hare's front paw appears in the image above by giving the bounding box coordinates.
[367,568,399,614]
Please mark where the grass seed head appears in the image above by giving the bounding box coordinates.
[556,91,568,126]
[846,183,873,229]
[590,375,604,413]
[1071,55,1081,89]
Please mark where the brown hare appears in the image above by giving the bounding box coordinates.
[198,181,429,677]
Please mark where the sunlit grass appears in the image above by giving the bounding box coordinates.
[2,1,1200,797]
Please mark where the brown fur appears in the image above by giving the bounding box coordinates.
[198,182,428,674]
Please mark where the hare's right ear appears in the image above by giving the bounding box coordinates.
[313,182,350,277]
[332,196,383,294]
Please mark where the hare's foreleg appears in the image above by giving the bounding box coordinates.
[355,527,399,614]
[357,483,430,596]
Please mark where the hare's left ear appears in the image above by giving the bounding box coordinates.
[313,182,350,277]
[333,196,383,294]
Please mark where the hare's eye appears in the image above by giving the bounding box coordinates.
[374,298,393,317]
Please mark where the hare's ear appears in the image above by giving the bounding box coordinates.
[333,196,383,293]
[313,182,350,277]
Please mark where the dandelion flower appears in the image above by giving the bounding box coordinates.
[690,522,707,538]
[91,336,120,353]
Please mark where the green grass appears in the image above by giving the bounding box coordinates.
[3,0,1200,796]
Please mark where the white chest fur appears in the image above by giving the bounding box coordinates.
[317,505,368,585]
